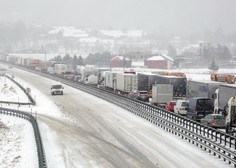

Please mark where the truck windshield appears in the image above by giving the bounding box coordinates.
[52,85,62,89]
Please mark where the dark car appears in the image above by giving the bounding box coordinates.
[200,114,226,129]
[186,97,214,121]
[134,91,149,102]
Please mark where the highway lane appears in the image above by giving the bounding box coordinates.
[2,64,232,168]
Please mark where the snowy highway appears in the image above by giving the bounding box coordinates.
[1,64,233,168]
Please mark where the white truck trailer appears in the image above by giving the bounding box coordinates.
[54,64,71,75]
[213,84,236,113]
[116,73,138,96]
[151,84,173,108]
[105,71,118,91]
[224,97,236,134]
[187,80,221,99]
[85,75,98,85]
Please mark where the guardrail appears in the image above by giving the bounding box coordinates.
[2,61,236,166]
[0,75,36,105]
[0,107,47,168]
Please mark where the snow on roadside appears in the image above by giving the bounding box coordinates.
[0,76,29,103]
[0,75,72,168]
[0,115,38,168]
[0,76,38,168]
[0,75,68,168]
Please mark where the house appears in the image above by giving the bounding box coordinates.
[110,56,131,68]
[145,55,174,69]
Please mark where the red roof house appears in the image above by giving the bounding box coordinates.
[110,56,131,68]
[145,55,173,69]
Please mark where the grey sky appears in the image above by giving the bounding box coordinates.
[0,0,235,33]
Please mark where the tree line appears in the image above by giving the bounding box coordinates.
[51,52,113,66]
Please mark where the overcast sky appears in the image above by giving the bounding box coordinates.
[0,0,236,33]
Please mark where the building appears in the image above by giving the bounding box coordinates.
[145,55,173,69]
[110,56,131,68]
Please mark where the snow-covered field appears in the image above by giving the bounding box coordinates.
[0,68,235,168]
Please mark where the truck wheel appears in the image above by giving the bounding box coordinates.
[61,91,63,95]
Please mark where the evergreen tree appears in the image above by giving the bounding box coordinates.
[53,55,62,62]
[63,54,71,63]
[78,56,84,65]
[72,55,78,68]
[167,44,177,58]
[209,60,219,73]
[222,46,232,60]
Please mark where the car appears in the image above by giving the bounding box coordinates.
[166,100,176,112]
[133,90,149,102]
[200,114,226,129]
[174,99,189,115]
[128,91,135,98]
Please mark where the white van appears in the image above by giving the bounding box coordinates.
[174,99,189,115]
[51,82,64,95]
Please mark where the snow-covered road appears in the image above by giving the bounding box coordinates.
[0,64,234,168]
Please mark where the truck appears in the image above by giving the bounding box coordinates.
[137,73,160,97]
[137,73,187,99]
[213,84,236,113]
[151,84,173,108]
[154,74,187,99]
[224,97,236,134]
[85,75,98,85]
[116,73,138,96]
[51,82,64,95]
[187,80,221,99]
[95,68,110,83]
[23,58,40,68]
[105,71,118,91]
[211,73,235,84]
[158,71,186,78]
[54,64,73,75]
